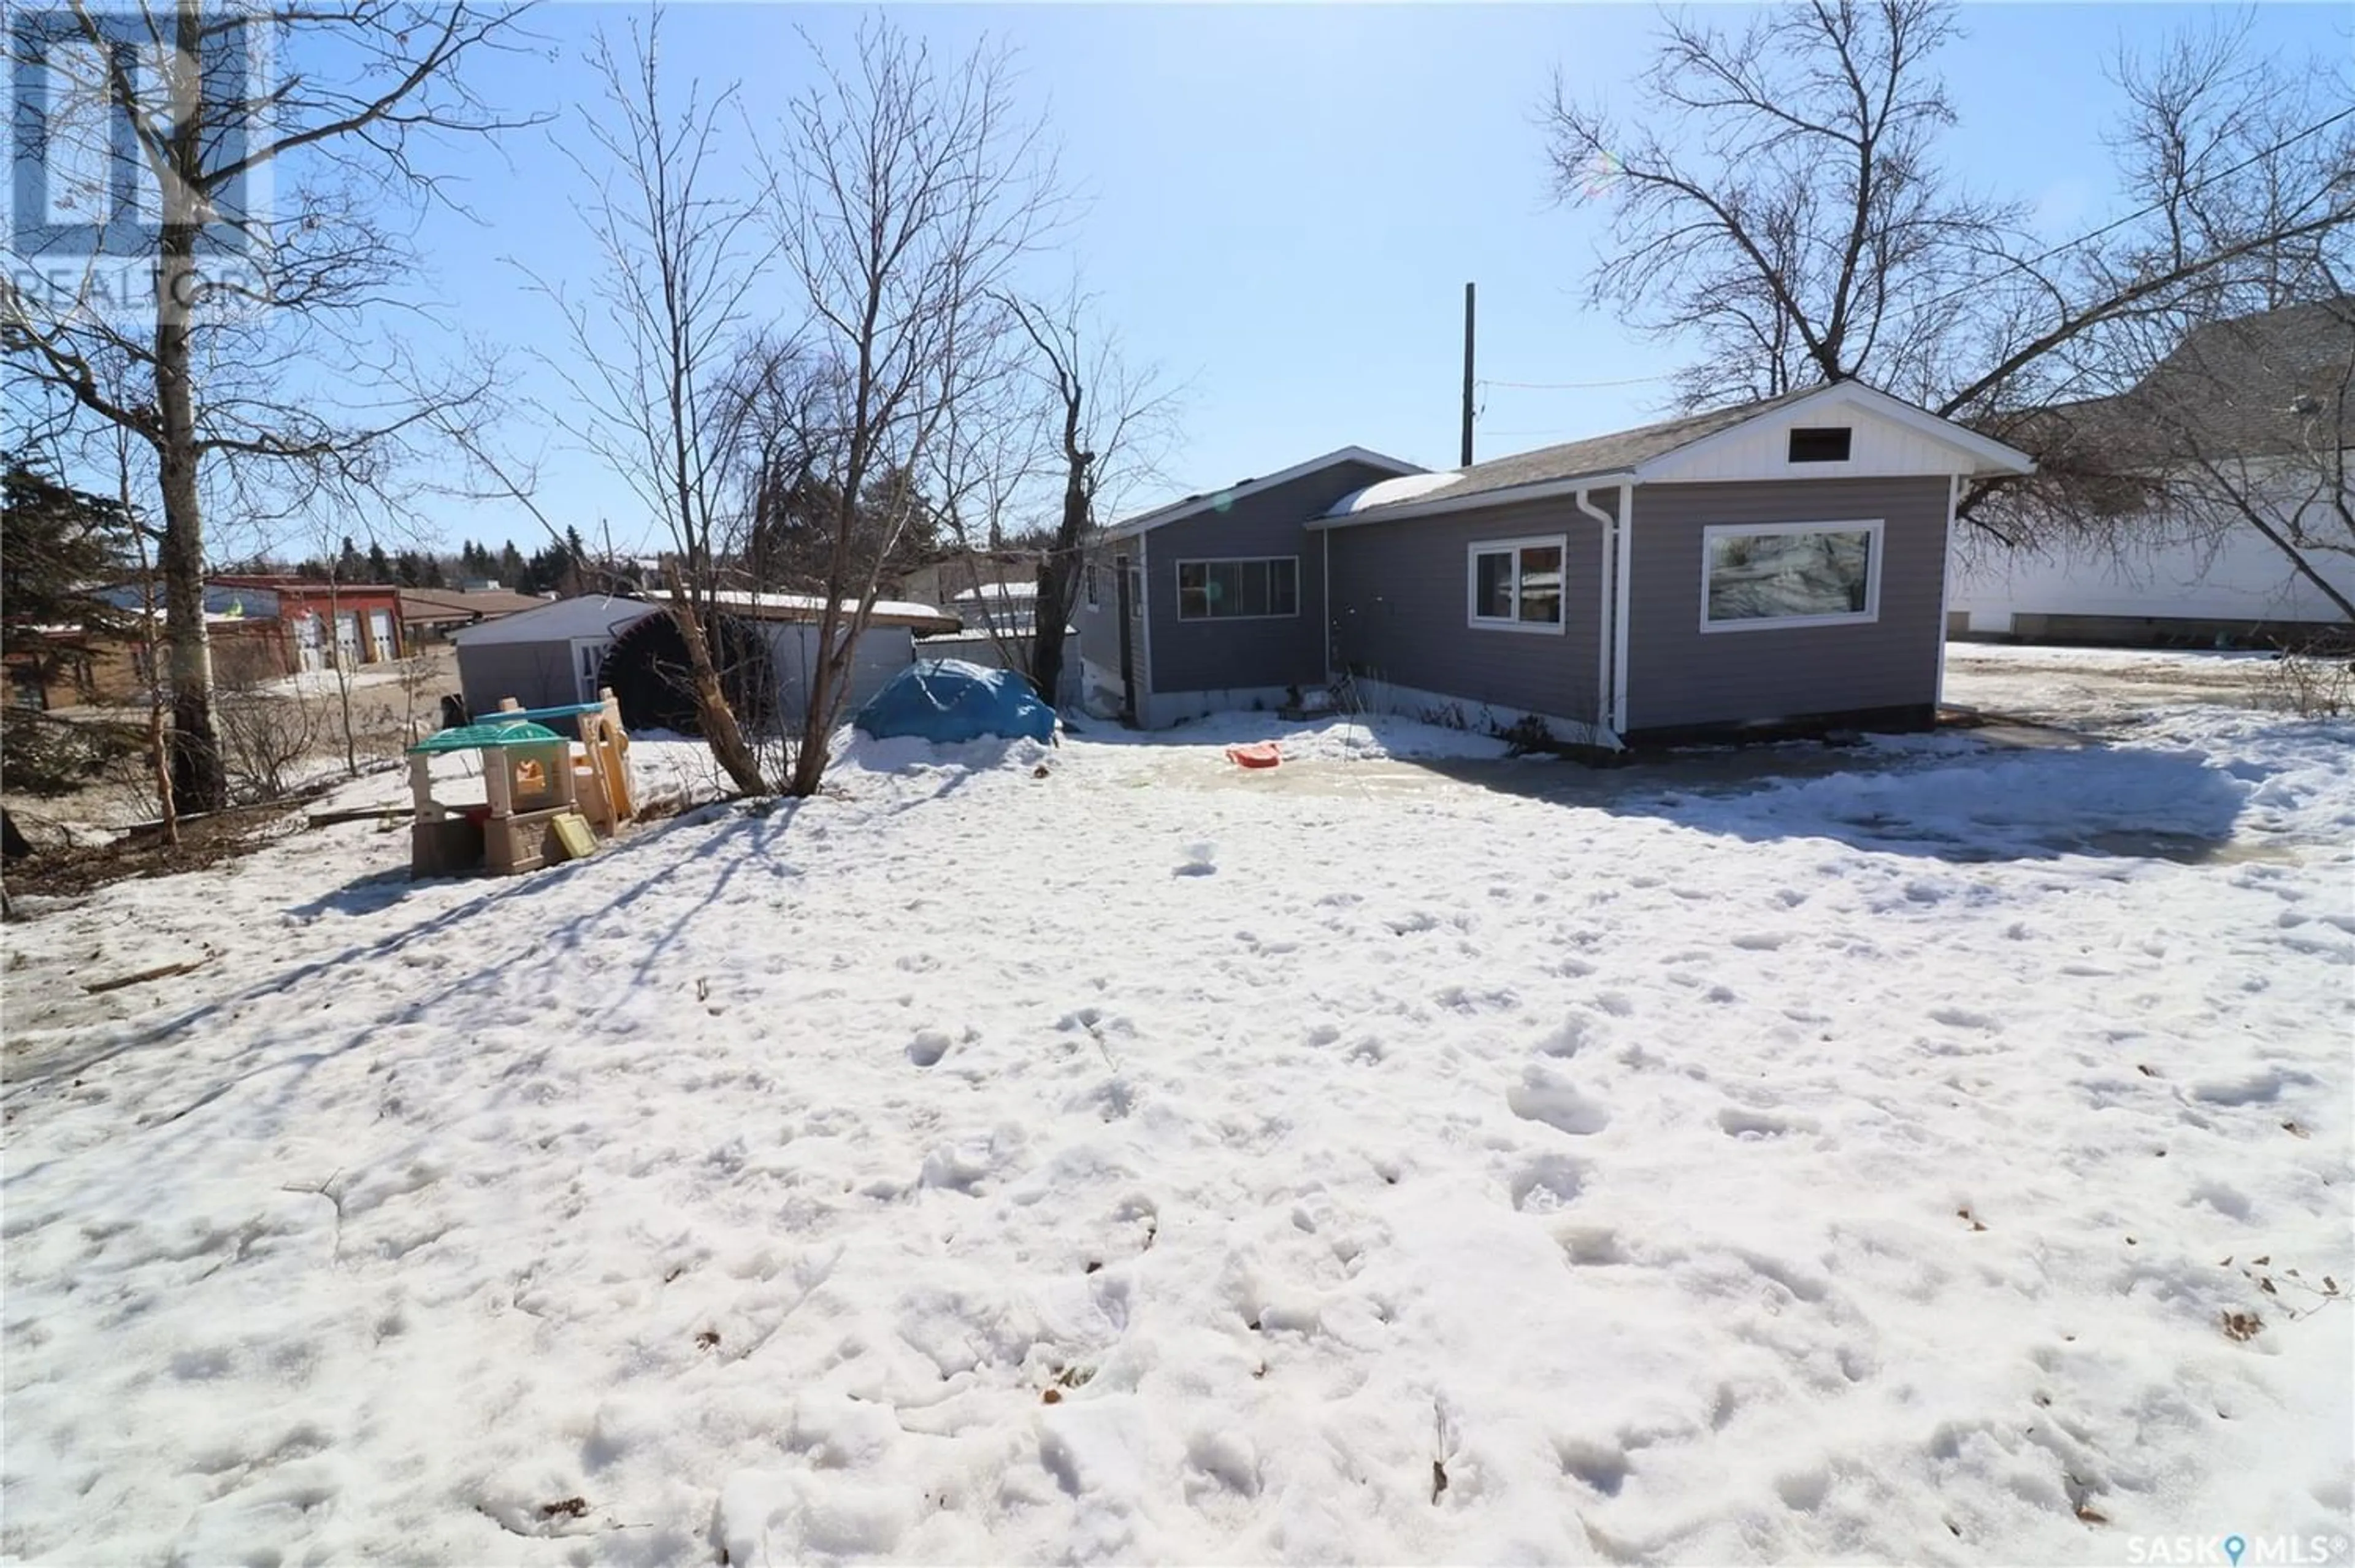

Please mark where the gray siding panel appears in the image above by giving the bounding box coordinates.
[457,640,582,713]
[1143,461,1402,695]
[1327,494,1608,726]
[1623,476,1949,731]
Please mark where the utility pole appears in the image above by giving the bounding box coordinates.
[1460,282,1476,468]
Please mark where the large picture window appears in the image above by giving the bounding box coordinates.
[1701,520,1883,632]
[1466,537,1566,632]
[1178,557,1298,621]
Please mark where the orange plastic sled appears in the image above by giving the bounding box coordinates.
[1225,742,1283,769]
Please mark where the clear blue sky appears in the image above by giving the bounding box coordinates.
[357,2,2349,556]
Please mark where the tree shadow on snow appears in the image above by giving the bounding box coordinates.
[6,800,806,1105]
[1409,735,2261,865]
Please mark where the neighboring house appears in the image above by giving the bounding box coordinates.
[1080,383,2032,744]
[1953,302,2355,644]
[82,576,407,692]
[893,549,1041,614]
[450,591,960,725]
[399,586,556,646]
[209,576,408,673]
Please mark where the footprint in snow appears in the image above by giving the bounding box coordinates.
[1175,841,1217,877]
[1507,1065,1610,1136]
[1717,1105,1813,1140]
[906,1028,952,1068]
[1509,1153,1587,1213]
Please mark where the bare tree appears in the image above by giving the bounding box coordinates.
[1544,0,2010,410]
[526,10,772,795]
[1542,2,2355,492]
[762,17,1060,797]
[2,0,540,812]
[998,288,1171,707]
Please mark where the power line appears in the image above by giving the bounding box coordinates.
[1912,103,2355,319]
[1479,372,1676,391]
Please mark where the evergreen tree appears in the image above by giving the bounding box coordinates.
[1,462,138,790]
[335,535,365,580]
[497,540,527,584]
[365,541,392,582]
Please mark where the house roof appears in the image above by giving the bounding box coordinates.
[1100,445,1424,542]
[1373,388,1823,512]
[213,574,402,595]
[399,586,553,624]
[1996,300,2353,465]
[1315,381,2034,527]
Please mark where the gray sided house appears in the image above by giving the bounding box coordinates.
[1082,384,2033,746]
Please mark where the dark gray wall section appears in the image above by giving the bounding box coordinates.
[1326,492,1609,726]
[1623,476,1950,730]
[1075,553,1126,679]
[456,640,583,714]
[1143,461,1403,695]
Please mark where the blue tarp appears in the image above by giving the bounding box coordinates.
[854,659,1057,745]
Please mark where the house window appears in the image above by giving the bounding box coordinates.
[1084,565,1099,610]
[1177,557,1298,621]
[1466,537,1566,633]
[1787,427,1853,463]
[1701,520,1883,632]
[1128,567,1143,619]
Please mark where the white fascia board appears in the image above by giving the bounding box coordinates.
[1305,470,1639,530]
[1100,445,1426,541]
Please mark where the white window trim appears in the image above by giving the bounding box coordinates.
[1698,518,1885,634]
[1084,564,1099,610]
[1465,535,1569,635]
[1174,556,1301,622]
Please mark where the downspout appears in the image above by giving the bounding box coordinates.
[1322,527,1333,685]
[1937,474,1962,710]
[1576,486,1618,743]
[1612,483,1633,738]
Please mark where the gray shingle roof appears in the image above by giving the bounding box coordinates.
[1350,387,1824,513]
[1996,300,2353,464]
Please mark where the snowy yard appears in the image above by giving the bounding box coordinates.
[3,649,2350,1565]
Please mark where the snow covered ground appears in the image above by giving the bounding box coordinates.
[4,653,2350,1566]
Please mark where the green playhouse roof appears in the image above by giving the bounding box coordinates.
[407,720,564,754]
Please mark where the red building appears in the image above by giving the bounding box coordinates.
[207,576,407,674]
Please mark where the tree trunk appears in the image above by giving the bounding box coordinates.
[785,630,844,797]
[1029,457,1089,708]
[155,1,226,813]
[663,570,768,796]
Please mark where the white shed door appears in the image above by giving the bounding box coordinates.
[368,608,394,662]
[572,638,615,703]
